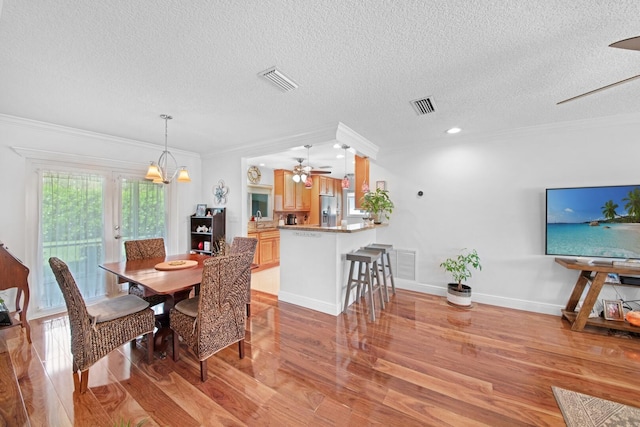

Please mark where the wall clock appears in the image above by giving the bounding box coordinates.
[247,166,261,184]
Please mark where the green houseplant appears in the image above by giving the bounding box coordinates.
[440,249,481,307]
[360,187,394,223]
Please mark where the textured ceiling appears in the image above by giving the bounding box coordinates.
[1,1,640,171]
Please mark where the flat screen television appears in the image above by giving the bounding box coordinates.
[546,184,640,259]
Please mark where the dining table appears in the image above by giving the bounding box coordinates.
[99,253,211,355]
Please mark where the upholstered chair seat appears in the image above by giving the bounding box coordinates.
[48,257,155,394]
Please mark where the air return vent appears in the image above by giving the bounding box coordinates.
[411,97,436,115]
[259,67,299,92]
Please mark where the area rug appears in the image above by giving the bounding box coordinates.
[552,386,640,426]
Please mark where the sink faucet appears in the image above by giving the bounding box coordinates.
[255,210,262,226]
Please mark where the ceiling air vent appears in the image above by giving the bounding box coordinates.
[411,97,436,115]
[259,67,299,92]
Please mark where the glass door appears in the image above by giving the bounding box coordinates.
[112,174,167,262]
[37,169,167,311]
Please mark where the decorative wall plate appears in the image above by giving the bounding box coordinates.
[247,166,261,184]
[213,179,228,205]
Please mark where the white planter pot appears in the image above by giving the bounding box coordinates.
[447,283,472,307]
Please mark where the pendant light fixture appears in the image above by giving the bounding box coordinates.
[341,144,350,189]
[145,114,191,184]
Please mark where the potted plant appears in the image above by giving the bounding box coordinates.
[440,249,481,307]
[360,187,394,223]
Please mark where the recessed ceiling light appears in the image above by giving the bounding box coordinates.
[446,127,461,134]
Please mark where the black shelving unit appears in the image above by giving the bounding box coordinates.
[190,208,226,255]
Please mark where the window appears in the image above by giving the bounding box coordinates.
[118,177,166,259]
[347,192,366,217]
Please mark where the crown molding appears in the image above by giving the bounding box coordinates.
[0,114,199,158]
[203,121,379,160]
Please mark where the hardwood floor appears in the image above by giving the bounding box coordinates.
[4,288,640,426]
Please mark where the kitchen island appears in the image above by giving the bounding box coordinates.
[278,222,386,315]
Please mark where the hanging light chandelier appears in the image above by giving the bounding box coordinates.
[341,144,350,189]
[145,114,191,184]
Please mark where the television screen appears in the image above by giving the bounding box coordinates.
[546,185,640,259]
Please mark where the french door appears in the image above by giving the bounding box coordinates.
[37,167,166,311]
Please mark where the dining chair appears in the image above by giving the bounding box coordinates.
[229,236,258,316]
[170,252,253,382]
[124,238,168,308]
[48,257,155,394]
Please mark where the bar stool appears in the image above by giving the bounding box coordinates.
[365,243,396,299]
[343,249,385,321]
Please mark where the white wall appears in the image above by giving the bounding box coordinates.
[373,113,640,314]
[4,112,640,317]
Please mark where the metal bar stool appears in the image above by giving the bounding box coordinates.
[343,249,385,321]
[365,243,395,298]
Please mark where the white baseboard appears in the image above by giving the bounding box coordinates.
[278,290,342,316]
[394,279,564,316]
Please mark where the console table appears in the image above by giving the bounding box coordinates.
[556,257,640,333]
[0,243,31,343]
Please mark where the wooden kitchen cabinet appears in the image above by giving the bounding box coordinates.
[354,155,370,209]
[319,176,334,196]
[247,232,259,265]
[248,229,279,270]
[275,169,310,211]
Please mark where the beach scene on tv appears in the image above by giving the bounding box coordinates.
[546,185,640,259]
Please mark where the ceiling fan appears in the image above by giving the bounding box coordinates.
[291,157,331,176]
[557,36,640,105]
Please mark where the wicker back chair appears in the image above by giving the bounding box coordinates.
[124,238,167,307]
[229,236,258,316]
[170,252,253,381]
[48,257,155,393]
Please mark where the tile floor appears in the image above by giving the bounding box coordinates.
[251,266,279,295]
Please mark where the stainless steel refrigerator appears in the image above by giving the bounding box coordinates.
[320,195,337,227]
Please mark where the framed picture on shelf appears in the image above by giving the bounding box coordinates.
[603,299,624,321]
[376,180,387,191]
[195,204,207,217]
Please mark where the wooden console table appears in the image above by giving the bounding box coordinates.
[0,243,31,343]
[556,257,640,333]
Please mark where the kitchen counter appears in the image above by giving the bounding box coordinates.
[278,222,387,233]
[278,223,382,315]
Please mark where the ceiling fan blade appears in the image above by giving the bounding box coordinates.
[556,74,640,105]
[310,170,332,175]
[610,36,640,51]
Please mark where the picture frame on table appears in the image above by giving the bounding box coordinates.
[196,204,207,217]
[603,299,624,321]
[376,180,387,191]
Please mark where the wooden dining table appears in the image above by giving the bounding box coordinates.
[99,253,211,354]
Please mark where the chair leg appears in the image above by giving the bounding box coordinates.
[343,260,356,313]
[200,359,208,382]
[73,369,89,394]
[80,370,89,393]
[73,371,81,393]
[172,331,180,362]
[146,331,154,364]
[238,340,245,359]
